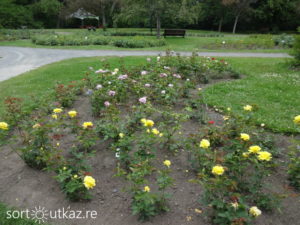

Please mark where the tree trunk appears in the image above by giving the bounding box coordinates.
[232,14,239,34]
[150,13,153,34]
[102,6,106,31]
[218,17,223,33]
[156,14,161,39]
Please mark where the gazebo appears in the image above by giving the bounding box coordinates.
[68,8,100,27]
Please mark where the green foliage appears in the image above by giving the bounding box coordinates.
[31,34,166,48]
[55,167,91,201]
[131,190,168,221]
[291,28,300,66]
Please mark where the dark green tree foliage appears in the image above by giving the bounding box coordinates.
[0,0,299,32]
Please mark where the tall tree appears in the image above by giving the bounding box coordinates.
[222,0,257,33]
[116,0,182,38]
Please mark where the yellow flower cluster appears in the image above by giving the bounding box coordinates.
[240,133,250,141]
[199,139,210,149]
[243,105,252,111]
[144,186,150,192]
[68,110,77,118]
[82,122,93,129]
[294,115,300,125]
[257,151,272,161]
[248,145,261,154]
[83,176,96,189]
[0,122,9,130]
[53,108,63,114]
[141,118,154,127]
[246,145,272,161]
[163,160,171,168]
[212,165,225,176]
[249,206,262,217]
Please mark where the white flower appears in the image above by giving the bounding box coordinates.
[141,71,148,75]
[96,84,103,90]
[157,56,160,62]
[161,90,166,94]
[168,84,174,87]
[222,41,226,44]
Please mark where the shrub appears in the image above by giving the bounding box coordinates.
[291,28,300,66]
[31,34,166,48]
[273,33,295,48]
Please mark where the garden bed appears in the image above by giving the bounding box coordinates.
[0,54,300,225]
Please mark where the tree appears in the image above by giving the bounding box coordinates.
[222,0,257,34]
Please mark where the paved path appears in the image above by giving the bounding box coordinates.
[0,46,291,82]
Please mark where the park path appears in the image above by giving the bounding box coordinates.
[0,46,291,82]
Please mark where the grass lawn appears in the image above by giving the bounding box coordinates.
[0,56,298,133]
[203,57,300,133]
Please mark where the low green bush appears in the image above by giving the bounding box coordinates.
[31,34,166,48]
[206,36,275,49]
[291,27,300,66]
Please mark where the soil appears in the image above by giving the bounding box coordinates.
[1,89,300,225]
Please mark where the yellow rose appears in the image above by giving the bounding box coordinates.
[83,122,93,129]
[249,206,262,217]
[294,115,300,125]
[159,133,164,137]
[53,108,63,114]
[200,139,210,149]
[68,110,77,118]
[140,118,147,124]
[248,145,261,154]
[144,186,150,192]
[144,119,154,127]
[32,123,41,129]
[151,128,160,135]
[119,133,124,138]
[83,176,96,189]
[52,114,58,120]
[243,105,252,111]
[257,151,272,161]
[212,165,225,176]
[0,122,9,130]
[163,160,171,168]
[240,133,250,141]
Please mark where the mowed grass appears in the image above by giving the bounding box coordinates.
[0,56,298,133]
[203,57,300,133]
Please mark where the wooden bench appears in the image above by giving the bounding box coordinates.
[163,29,186,38]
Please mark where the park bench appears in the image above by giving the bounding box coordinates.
[163,29,186,38]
